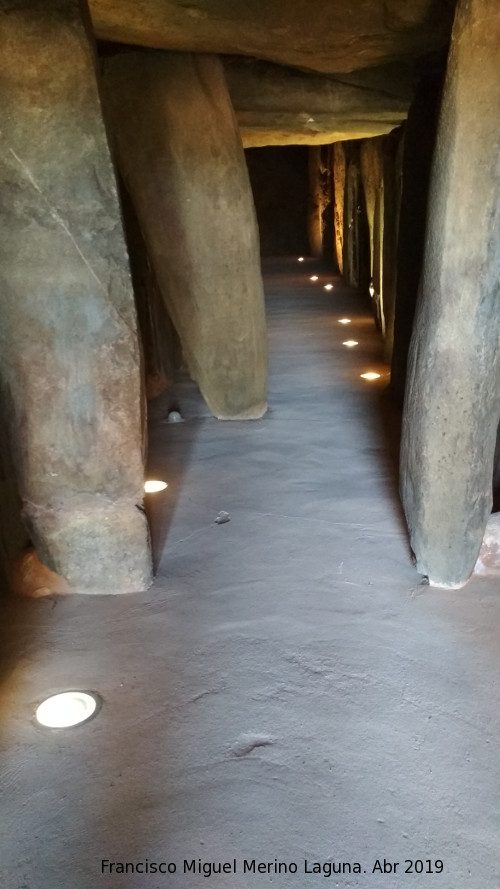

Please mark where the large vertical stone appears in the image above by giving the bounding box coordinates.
[119,183,181,402]
[400,0,500,588]
[103,51,267,420]
[360,137,383,282]
[390,60,446,405]
[307,147,324,258]
[0,0,151,593]
[307,146,332,259]
[380,130,404,362]
[360,137,384,326]
[343,148,360,289]
[333,142,346,274]
[360,131,403,351]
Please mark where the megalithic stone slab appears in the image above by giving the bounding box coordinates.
[390,60,446,406]
[102,52,268,420]
[0,0,152,593]
[308,147,324,258]
[400,0,500,588]
[333,143,346,274]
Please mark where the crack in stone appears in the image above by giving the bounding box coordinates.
[9,147,108,296]
[6,145,136,336]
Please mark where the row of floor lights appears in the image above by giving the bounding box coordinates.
[35,476,169,729]
[298,256,381,381]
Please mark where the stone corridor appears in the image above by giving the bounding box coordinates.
[1,260,499,888]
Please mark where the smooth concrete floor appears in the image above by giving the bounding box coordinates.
[1,257,500,888]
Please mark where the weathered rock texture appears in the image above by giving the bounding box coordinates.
[381,131,404,360]
[341,144,370,293]
[391,59,446,405]
[103,51,267,420]
[0,0,152,594]
[474,513,500,578]
[360,137,384,324]
[400,0,500,588]
[0,382,29,597]
[223,58,410,147]
[360,138,383,280]
[119,183,181,403]
[89,0,455,75]
[359,130,403,353]
[333,143,346,274]
[308,148,324,258]
[8,549,71,599]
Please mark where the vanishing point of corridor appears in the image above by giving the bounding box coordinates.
[1,261,499,888]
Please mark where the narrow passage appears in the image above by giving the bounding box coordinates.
[1,259,500,889]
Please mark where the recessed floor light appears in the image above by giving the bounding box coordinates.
[310,275,318,281]
[360,372,381,380]
[324,284,333,291]
[144,480,168,493]
[338,318,351,324]
[35,691,100,729]
[342,340,358,347]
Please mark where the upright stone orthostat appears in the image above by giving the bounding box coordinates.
[0,0,152,593]
[103,51,268,420]
[400,0,500,588]
[333,143,346,274]
[308,147,324,258]
[391,62,445,405]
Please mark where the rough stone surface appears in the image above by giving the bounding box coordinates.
[474,513,500,577]
[359,131,403,351]
[8,549,71,598]
[360,138,383,282]
[342,145,370,293]
[390,60,446,406]
[0,0,152,593]
[224,57,410,147]
[400,0,500,588]
[380,130,404,361]
[103,51,268,420]
[120,183,181,404]
[89,0,455,75]
[307,147,324,258]
[333,142,346,274]
[0,382,30,598]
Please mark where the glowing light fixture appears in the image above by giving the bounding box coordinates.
[324,284,333,291]
[369,282,375,298]
[342,340,358,348]
[144,479,168,493]
[360,372,381,381]
[298,256,304,262]
[35,691,99,729]
[338,318,351,324]
[310,275,318,281]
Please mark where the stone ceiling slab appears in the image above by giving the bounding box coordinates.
[89,0,455,74]
[224,57,410,146]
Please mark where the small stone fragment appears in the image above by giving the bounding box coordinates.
[231,733,274,757]
[214,511,231,524]
[8,549,71,598]
[167,410,183,423]
[474,513,500,576]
